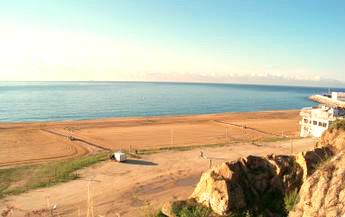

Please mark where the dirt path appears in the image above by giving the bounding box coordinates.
[42,129,112,151]
[214,120,280,136]
[0,137,317,217]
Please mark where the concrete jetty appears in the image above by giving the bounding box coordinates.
[309,94,345,108]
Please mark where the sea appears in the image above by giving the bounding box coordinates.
[1,81,344,122]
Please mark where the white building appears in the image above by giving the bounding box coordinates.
[300,105,345,137]
[331,92,345,102]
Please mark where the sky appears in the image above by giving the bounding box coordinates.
[0,0,344,86]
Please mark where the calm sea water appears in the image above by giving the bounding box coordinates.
[1,81,344,122]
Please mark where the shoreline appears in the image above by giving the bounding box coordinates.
[0,109,300,127]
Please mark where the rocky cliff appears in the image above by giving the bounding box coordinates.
[289,152,345,217]
[287,127,345,217]
[189,147,332,216]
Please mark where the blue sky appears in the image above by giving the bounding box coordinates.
[0,0,344,85]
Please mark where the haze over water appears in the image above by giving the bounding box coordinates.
[1,81,344,122]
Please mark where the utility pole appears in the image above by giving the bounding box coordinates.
[225,128,227,141]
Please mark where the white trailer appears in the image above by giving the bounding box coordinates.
[110,151,127,162]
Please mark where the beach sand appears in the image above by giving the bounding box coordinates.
[0,110,300,167]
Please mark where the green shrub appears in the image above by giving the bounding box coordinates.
[329,118,345,131]
[179,205,212,217]
[171,201,212,217]
[284,188,298,212]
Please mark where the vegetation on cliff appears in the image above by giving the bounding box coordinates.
[328,118,345,131]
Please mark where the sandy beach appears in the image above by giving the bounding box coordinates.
[0,110,301,167]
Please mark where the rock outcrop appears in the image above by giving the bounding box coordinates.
[289,152,345,217]
[288,127,345,217]
[190,147,333,216]
[318,128,345,151]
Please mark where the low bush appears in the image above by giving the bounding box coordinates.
[284,188,298,212]
[329,118,345,131]
[171,200,213,217]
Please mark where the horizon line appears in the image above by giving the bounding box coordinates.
[1,80,344,89]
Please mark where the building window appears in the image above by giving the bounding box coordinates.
[313,121,317,125]
[318,122,323,127]
[304,119,308,123]
[329,121,333,127]
[322,122,327,128]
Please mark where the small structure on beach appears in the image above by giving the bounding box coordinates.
[300,105,345,137]
[110,151,127,162]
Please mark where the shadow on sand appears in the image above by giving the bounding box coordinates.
[124,159,158,166]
